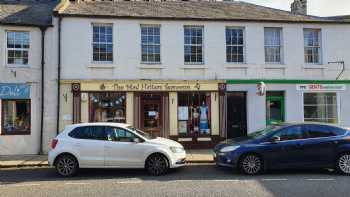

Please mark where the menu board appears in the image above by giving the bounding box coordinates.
[178,106,189,121]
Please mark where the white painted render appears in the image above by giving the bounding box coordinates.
[0,24,58,155]
[59,17,350,81]
[227,84,350,133]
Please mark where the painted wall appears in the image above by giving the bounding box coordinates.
[227,84,350,133]
[0,24,58,155]
[59,17,350,81]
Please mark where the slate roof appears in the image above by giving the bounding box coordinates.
[0,0,58,27]
[56,1,344,24]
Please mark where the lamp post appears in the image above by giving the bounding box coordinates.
[328,61,345,80]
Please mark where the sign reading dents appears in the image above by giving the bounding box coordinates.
[297,84,346,91]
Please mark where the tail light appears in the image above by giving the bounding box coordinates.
[51,139,58,149]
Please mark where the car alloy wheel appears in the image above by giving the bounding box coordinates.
[56,155,78,177]
[146,154,169,176]
[240,154,262,175]
[338,154,350,175]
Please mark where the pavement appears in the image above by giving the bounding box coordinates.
[0,149,214,168]
[0,164,349,197]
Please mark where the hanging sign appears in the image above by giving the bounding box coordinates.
[256,82,267,96]
[297,84,346,91]
[0,83,30,99]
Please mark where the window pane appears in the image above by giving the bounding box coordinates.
[304,29,321,63]
[92,24,113,62]
[141,26,161,63]
[7,31,29,65]
[2,100,31,134]
[89,93,126,123]
[184,26,203,63]
[264,28,282,63]
[304,93,337,123]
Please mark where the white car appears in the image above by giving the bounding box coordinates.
[48,123,186,176]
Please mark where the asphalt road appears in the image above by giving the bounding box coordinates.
[0,164,349,197]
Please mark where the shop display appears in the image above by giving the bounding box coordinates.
[89,93,126,123]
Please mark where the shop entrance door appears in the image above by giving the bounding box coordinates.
[266,92,285,125]
[141,93,163,137]
[226,92,247,139]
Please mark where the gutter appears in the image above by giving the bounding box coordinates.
[39,26,47,155]
[56,16,62,135]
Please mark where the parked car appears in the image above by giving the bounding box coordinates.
[214,123,350,175]
[48,123,186,176]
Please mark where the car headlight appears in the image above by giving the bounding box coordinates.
[220,146,240,153]
[170,147,185,153]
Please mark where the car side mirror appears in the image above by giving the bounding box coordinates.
[271,136,281,143]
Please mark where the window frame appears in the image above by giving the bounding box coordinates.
[184,25,204,65]
[1,99,31,135]
[303,92,339,124]
[5,31,30,67]
[264,27,283,64]
[304,28,322,64]
[225,27,245,64]
[91,23,114,64]
[140,24,161,64]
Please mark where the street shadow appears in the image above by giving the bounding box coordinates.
[0,164,345,186]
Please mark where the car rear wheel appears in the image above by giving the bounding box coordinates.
[239,154,263,175]
[337,153,350,175]
[55,154,78,177]
[146,154,169,176]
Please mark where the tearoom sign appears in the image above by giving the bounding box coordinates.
[297,84,346,91]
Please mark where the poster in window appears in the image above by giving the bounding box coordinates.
[178,106,189,121]
[178,121,187,134]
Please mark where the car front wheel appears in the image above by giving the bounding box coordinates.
[55,154,78,177]
[337,153,350,175]
[239,154,263,175]
[146,154,169,176]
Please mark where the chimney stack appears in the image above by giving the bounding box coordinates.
[291,0,307,15]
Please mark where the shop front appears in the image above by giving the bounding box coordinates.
[225,80,350,137]
[60,80,225,148]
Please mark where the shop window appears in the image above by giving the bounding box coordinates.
[178,93,211,136]
[304,93,337,123]
[1,100,31,135]
[89,93,126,123]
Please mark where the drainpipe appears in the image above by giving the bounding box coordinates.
[39,26,47,155]
[56,17,62,135]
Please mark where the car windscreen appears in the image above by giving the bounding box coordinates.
[248,125,283,140]
[127,126,156,140]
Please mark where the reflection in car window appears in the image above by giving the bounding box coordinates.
[69,126,106,140]
[105,127,136,142]
[304,125,343,138]
[248,125,282,139]
[127,126,155,140]
[273,126,304,141]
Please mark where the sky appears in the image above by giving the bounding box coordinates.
[241,0,350,17]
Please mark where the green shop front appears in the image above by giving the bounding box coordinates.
[223,80,350,137]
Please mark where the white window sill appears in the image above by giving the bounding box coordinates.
[6,64,30,68]
[138,64,165,69]
[303,64,326,69]
[224,63,248,68]
[264,64,286,69]
[180,65,208,69]
[88,64,115,69]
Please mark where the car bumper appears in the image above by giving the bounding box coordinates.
[169,151,187,168]
[48,150,55,167]
[213,152,237,168]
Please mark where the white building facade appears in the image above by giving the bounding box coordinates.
[54,1,350,148]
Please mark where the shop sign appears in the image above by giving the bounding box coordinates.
[0,83,30,99]
[297,84,346,91]
[256,82,267,96]
[81,81,220,92]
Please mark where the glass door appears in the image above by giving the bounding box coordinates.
[266,95,285,125]
[141,94,162,137]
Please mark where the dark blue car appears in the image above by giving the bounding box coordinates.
[213,123,350,175]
